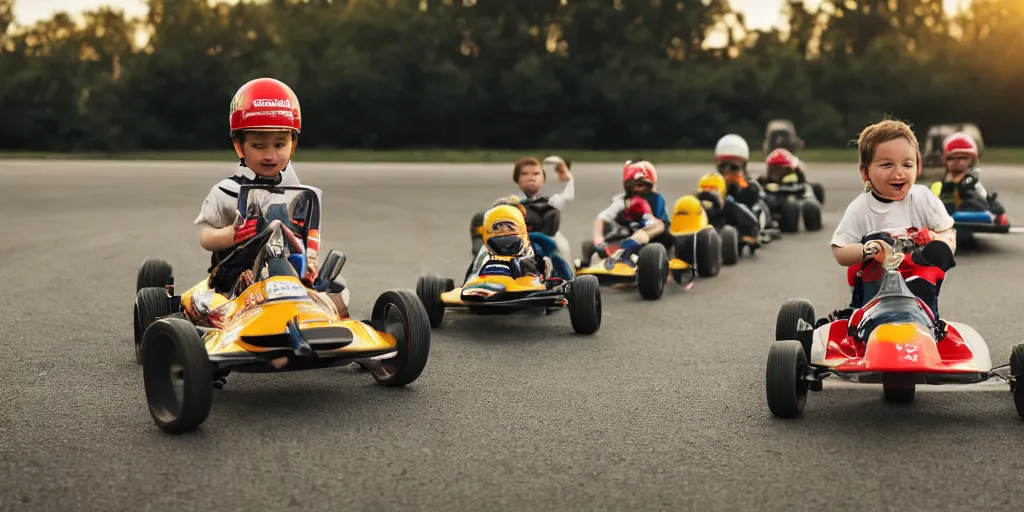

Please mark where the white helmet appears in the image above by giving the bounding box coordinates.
[715,134,750,162]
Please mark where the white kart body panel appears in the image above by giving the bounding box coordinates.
[950,321,993,372]
[807,319,993,372]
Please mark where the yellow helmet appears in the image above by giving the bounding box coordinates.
[697,173,726,197]
[483,204,529,256]
[673,195,703,217]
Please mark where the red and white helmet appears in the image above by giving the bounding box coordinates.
[766,148,797,168]
[714,134,750,163]
[229,78,302,135]
[942,132,978,159]
[623,160,658,193]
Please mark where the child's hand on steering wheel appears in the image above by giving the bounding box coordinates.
[863,240,887,263]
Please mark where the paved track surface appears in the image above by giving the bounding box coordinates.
[3,160,1024,512]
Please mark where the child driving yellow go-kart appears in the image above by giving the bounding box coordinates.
[479,201,546,280]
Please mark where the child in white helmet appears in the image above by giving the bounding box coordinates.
[713,134,776,240]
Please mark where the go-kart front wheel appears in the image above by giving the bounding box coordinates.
[766,340,809,418]
[720,225,739,266]
[137,257,173,293]
[370,290,431,387]
[141,318,213,434]
[801,200,823,232]
[567,275,601,334]
[134,287,173,364]
[416,275,454,328]
[811,182,826,206]
[636,243,668,300]
[779,199,801,233]
[1009,343,1024,419]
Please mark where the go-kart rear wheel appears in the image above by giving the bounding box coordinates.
[370,290,431,387]
[776,298,816,359]
[1010,344,1024,419]
[766,340,809,418]
[779,199,801,233]
[416,275,453,328]
[636,243,668,300]
[811,182,826,206]
[695,228,722,278]
[134,287,173,364]
[141,318,213,434]
[802,200,823,232]
[719,225,739,266]
[137,257,173,293]
[567,275,601,335]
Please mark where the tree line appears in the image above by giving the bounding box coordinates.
[0,0,1021,152]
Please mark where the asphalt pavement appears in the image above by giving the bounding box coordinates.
[2,159,1024,512]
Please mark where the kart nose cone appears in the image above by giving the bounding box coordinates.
[859,323,942,371]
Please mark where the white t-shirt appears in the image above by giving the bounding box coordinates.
[831,184,954,247]
[194,162,305,230]
[597,193,627,225]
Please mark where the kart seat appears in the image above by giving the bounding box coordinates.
[522,198,561,237]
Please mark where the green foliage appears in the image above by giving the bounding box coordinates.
[0,0,1021,153]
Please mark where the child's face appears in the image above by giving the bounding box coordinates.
[862,137,918,200]
[234,131,294,178]
[517,164,544,196]
[945,154,971,178]
[632,181,652,194]
[717,159,744,181]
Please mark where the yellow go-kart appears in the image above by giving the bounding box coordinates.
[132,184,431,434]
[574,232,671,301]
[417,205,601,335]
[667,195,723,283]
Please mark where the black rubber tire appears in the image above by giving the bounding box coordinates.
[636,243,668,301]
[811,182,826,205]
[766,340,809,418]
[579,239,597,268]
[136,258,173,293]
[1010,344,1024,419]
[415,275,452,329]
[134,287,172,364]
[470,212,484,256]
[370,290,432,387]
[882,374,916,404]
[779,199,801,233]
[141,318,213,434]
[776,298,816,359]
[567,275,602,334]
[695,228,722,278]
[802,200,823,232]
[720,225,739,265]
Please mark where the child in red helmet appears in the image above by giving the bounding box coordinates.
[589,160,671,267]
[831,119,956,322]
[192,77,348,317]
[935,132,1004,215]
